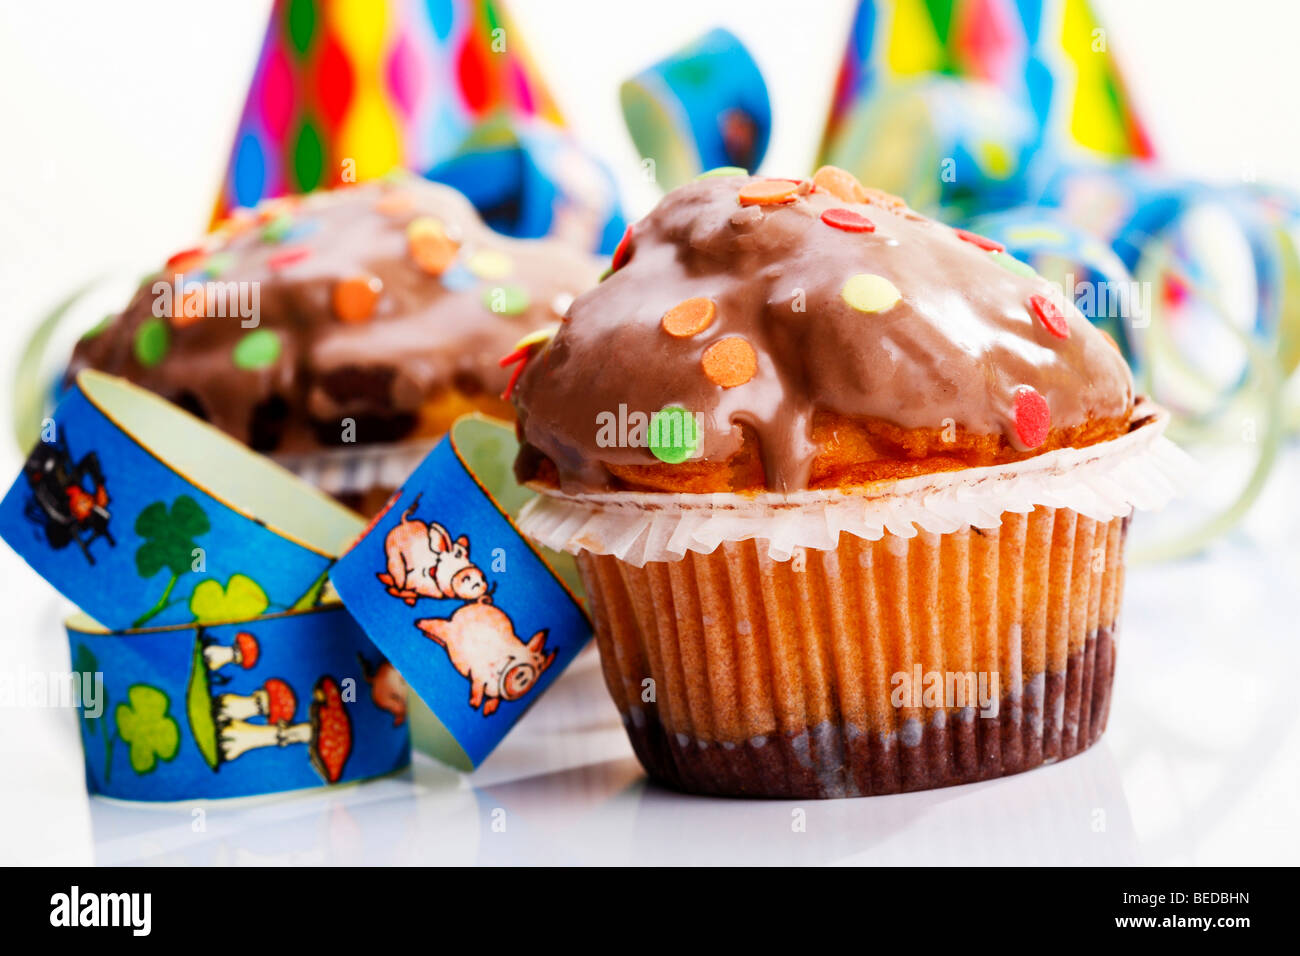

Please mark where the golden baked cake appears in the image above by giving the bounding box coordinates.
[510,166,1153,798]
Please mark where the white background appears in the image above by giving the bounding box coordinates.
[1,0,1298,865]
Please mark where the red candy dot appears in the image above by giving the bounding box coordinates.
[820,208,876,233]
[1013,386,1051,449]
[611,226,633,272]
[953,228,1004,253]
[267,245,311,270]
[165,246,205,273]
[1028,293,1070,339]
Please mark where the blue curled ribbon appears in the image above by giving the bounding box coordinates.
[1,373,591,798]
[620,27,772,190]
[331,416,591,769]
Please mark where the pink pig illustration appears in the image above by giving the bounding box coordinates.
[416,601,556,716]
[376,496,490,606]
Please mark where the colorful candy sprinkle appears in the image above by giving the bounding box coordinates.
[165,246,205,272]
[1028,293,1070,339]
[408,218,458,275]
[840,273,901,313]
[953,228,1005,253]
[649,406,702,464]
[812,165,864,202]
[260,212,295,243]
[483,284,530,315]
[511,327,559,353]
[497,328,557,400]
[233,329,282,370]
[407,216,446,241]
[439,263,478,292]
[695,166,749,180]
[333,274,383,323]
[662,297,716,338]
[133,318,169,367]
[466,249,513,280]
[821,208,875,233]
[170,286,206,328]
[991,252,1037,279]
[701,336,757,388]
[611,226,633,272]
[204,252,234,277]
[267,245,311,270]
[1013,386,1050,448]
[738,179,800,206]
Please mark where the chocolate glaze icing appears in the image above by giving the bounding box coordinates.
[69,175,600,454]
[513,173,1134,492]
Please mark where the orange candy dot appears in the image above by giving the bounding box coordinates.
[701,336,757,388]
[662,297,716,338]
[812,165,866,202]
[170,287,206,328]
[333,274,384,323]
[737,179,800,206]
[409,232,458,275]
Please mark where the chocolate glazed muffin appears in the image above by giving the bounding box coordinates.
[509,166,1160,799]
[68,174,600,514]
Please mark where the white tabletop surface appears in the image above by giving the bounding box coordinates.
[2,0,1299,866]
[3,452,1297,866]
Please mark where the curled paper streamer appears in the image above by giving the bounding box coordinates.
[620,27,771,191]
[964,208,1142,366]
[330,416,591,769]
[1,371,363,630]
[820,77,1037,216]
[427,116,626,255]
[66,607,410,801]
[0,372,409,800]
[1037,163,1300,417]
[1,374,591,796]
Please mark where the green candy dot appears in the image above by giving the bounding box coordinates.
[482,285,530,316]
[204,252,234,277]
[261,212,294,243]
[649,406,702,464]
[133,318,169,367]
[991,251,1038,279]
[232,329,282,370]
[695,166,749,180]
[81,314,114,341]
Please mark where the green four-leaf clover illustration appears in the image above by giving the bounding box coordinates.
[115,685,180,775]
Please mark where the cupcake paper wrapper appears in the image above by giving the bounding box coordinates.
[517,402,1183,566]
[579,508,1128,798]
[273,439,438,496]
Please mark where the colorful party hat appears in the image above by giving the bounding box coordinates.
[213,0,564,218]
[820,0,1155,174]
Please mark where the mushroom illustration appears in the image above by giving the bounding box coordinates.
[359,653,408,727]
[213,676,353,783]
[202,631,259,673]
[215,677,296,723]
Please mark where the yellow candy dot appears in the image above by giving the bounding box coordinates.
[407,217,447,241]
[841,273,901,313]
[512,326,558,352]
[466,249,513,280]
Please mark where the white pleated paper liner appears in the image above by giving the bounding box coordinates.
[273,438,438,496]
[517,403,1189,566]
